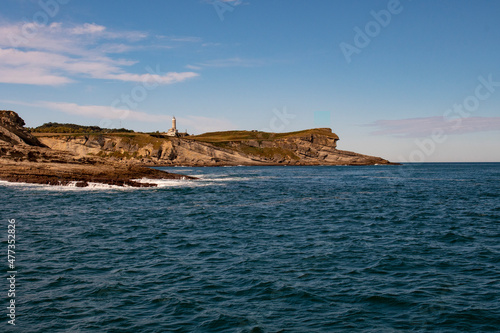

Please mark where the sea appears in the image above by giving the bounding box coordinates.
[1,163,499,332]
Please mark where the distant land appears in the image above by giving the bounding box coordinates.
[0,110,397,187]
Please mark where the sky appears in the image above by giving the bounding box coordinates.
[0,0,499,162]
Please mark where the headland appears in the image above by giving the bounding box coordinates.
[0,110,398,187]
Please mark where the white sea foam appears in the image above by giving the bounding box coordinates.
[177,173,255,182]
[0,180,131,191]
[132,178,196,188]
[0,172,256,191]
[132,175,253,187]
[0,178,199,191]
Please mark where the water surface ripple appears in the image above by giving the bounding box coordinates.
[1,163,499,332]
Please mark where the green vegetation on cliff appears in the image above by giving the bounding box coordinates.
[189,128,339,143]
[30,122,134,134]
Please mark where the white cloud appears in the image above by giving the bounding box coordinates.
[71,23,106,35]
[0,67,72,86]
[0,47,198,85]
[0,22,197,86]
[201,42,222,47]
[103,72,199,84]
[0,22,126,55]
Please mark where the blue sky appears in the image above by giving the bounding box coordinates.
[1,0,499,162]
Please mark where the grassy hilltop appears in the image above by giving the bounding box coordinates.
[189,128,339,143]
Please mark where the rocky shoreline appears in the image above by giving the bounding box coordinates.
[0,111,195,187]
[0,159,193,188]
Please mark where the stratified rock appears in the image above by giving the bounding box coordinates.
[0,110,46,147]
[37,128,397,166]
[0,111,195,187]
[1,110,398,189]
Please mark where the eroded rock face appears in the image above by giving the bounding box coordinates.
[37,128,395,166]
[0,111,195,187]
[0,110,46,147]
[3,109,395,168]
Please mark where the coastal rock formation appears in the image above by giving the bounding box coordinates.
[37,128,395,166]
[0,110,46,147]
[1,110,397,188]
[0,111,194,187]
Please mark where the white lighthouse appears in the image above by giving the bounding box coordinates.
[166,116,179,137]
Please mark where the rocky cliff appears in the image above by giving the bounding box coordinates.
[37,128,395,166]
[0,111,46,147]
[0,110,397,188]
[0,111,193,187]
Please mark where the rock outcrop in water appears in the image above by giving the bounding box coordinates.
[37,128,395,166]
[0,111,194,187]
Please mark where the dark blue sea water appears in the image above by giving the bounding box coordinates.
[1,163,499,332]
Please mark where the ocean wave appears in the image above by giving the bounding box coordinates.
[0,174,255,191]
[0,180,131,191]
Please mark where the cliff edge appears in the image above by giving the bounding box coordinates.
[0,110,398,187]
[0,111,194,187]
[36,128,396,166]
[0,111,46,147]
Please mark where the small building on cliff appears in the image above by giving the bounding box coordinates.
[165,116,178,137]
[164,116,189,137]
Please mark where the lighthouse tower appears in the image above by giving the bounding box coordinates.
[166,116,179,137]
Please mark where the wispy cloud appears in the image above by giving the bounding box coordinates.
[0,64,74,86]
[368,116,500,138]
[0,22,147,55]
[201,42,222,47]
[70,22,106,35]
[0,22,198,86]
[5,100,236,134]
